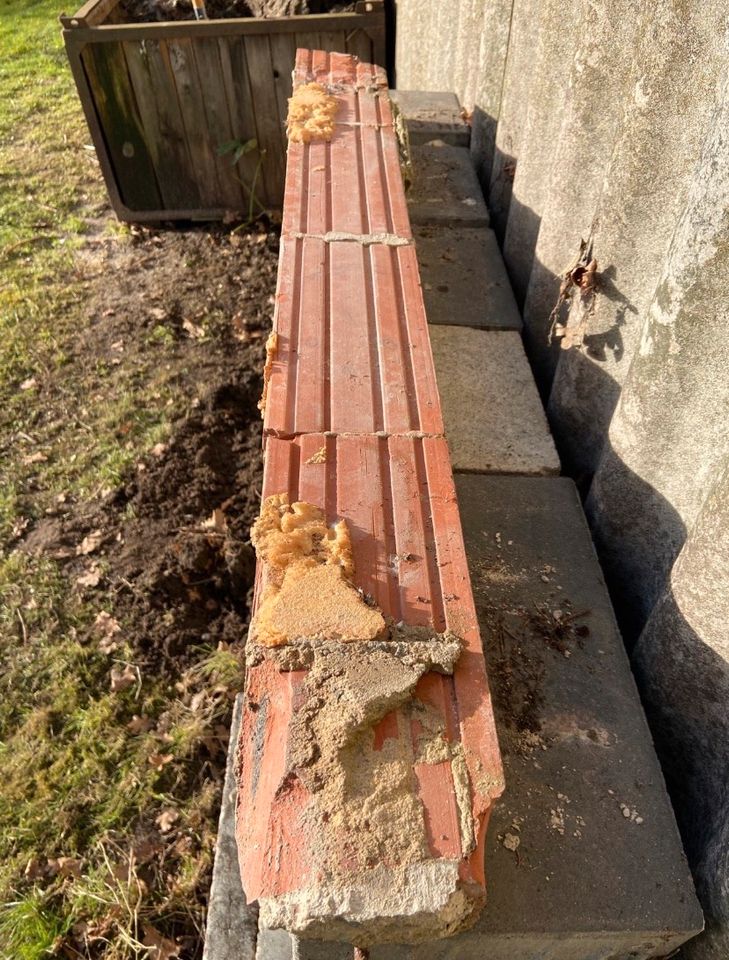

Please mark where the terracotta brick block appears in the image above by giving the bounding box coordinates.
[282,51,408,239]
[236,50,503,948]
[237,435,504,944]
[263,239,443,437]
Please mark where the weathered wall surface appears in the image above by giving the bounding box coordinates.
[396,3,729,956]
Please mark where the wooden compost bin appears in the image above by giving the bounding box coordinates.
[61,0,386,221]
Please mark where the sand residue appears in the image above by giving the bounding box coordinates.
[286,638,463,883]
[250,495,384,646]
[287,83,338,143]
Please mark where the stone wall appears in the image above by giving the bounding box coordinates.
[396,3,729,956]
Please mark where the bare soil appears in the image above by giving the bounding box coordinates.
[14,220,279,956]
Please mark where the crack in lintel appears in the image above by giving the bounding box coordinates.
[284,230,413,247]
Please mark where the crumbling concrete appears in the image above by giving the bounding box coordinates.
[390,91,469,146]
[208,476,703,960]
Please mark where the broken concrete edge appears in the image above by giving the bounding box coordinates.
[257,860,485,947]
[390,90,471,147]
[246,630,463,672]
[203,694,257,960]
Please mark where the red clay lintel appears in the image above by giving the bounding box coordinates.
[236,50,503,947]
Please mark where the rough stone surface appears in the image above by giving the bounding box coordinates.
[255,921,293,959]
[429,327,559,475]
[313,476,704,958]
[582,76,729,640]
[203,695,257,960]
[393,0,513,183]
[414,226,521,331]
[546,6,728,479]
[634,462,729,960]
[407,142,489,227]
[390,90,469,146]
[209,478,703,959]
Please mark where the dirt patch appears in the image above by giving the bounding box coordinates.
[23,224,279,675]
[118,0,355,23]
[12,220,279,957]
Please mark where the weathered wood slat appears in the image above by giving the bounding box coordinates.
[345,27,373,62]
[166,38,225,208]
[192,37,246,210]
[122,39,201,210]
[244,34,286,205]
[218,37,268,210]
[81,42,162,210]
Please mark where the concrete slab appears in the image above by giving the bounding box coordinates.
[415,225,522,331]
[429,327,560,475]
[294,477,704,959]
[407,141,489,227]
[391,90,470,146]
[207,479,703,959]
[203,695,257,960]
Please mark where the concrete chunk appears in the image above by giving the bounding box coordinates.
[415,226,522,331]
[203,695,257,960]
[429,327,560,475]
[407,141,489,227]
[391,90,470,146]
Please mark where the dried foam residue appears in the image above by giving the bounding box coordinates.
[287,82,338,144]
[257,330,278,415]
[250,494,385,647]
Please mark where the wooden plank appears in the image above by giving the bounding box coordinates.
[61,0,121,27]
[191,37,246,210]
[244,34,286,207]
[65,7,385,43]
[218,36,268,212]
[122,39,201,209]
[81,42,162,211]
[345,27,373,63]
[166,38,224,208]
[318,29,346,54]
[268,31,297,147]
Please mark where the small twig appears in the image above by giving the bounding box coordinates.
[16,607,29,644]
[0,233,56,261]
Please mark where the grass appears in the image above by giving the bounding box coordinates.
[0,4,248,956]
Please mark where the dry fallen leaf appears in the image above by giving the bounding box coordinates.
[148,307,167,321]
[76,565,102,588]
[94,612,121,654]
[94,611,120,637]
[77,529,104,556]
[155,808,179,833]
[142,923,181,960]
[182,318,205,339]
[147,752,174,772]
[22,451,48,465]
[201,508,228,535]
[110,663,137,693]
[47,856,83,878]
[127,714,153,735]
[131,836,164,864]
[151,442,168,458]
[24,857,45,880]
